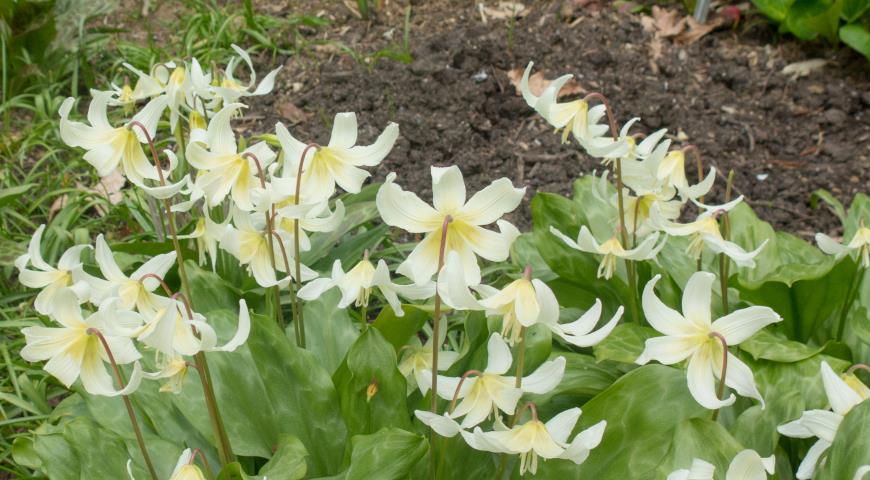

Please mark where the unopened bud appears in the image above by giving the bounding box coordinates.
[366,378,378,402]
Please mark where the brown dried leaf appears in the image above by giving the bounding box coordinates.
[479,2,528,23]
[506,68,585,98]
[650,6,686,38]
[278,100,312,125]
[649,37,664,74]
[674,16,722,44]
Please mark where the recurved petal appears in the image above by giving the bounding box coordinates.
[376,173,442,233]
[820,360,865,416]
[340,122,399,167]
[415,410,464,438]
[712,306,782,346]
[642,275,695,336]
[682,271,715,328]
[544,407,581,444]
[520,357,566,394]
[328,112,358,149]
[458,178,524,226]
[719,352,765,408]
[559,420,607,465]
[559,305,622,348]
[687,348,736,410]
[796,439,831,480]
[635,335,698,365]
[815,233,850,257]
[485,332,513,375]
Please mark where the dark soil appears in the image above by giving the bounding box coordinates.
[247,1,870,239]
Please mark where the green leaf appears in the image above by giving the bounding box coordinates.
[297,289,359,374]
[593,323,657,364]
[258,435,308,480]
[303,200,381,266]
[751,0,797,21]
[336,428,428,480]
[654,419,745,477]
[332,328,413,438]
[811,189,847,224]
[740,329,828,362]
[536,365,708,477]
[841,0,870,22]
[840,23,870,59]
[510,233,557,281]
[11,437,42,470]
[0,183,35,208]
[217,462,251,480]
[372,304,430,352]
[817,400,870,479]
[527,352,622,418]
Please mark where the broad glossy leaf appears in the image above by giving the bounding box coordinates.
[326,428,428,480]
[296,289,359,374]
[593,323,656,364]
[511,233,557,281]
[841,23,870,59]
[372,304,430,352]
[258,435,308,480]
[751,0,797,21]
[654,418,745,477]
[740,329,828,362]
[333,328,413,438]
[528,352,623,418]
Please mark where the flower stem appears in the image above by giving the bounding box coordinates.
[360,304,368,331]
[87,328,157,480]
[429,215,452,480]
[709,332,729,422]
[514,327,526,389]
[292,143,320,348]
[719,171,735,315]
[131,121,235,466]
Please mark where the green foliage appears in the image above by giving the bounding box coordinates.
[752,0,870,58]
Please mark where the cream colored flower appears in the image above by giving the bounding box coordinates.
[297,257,433,316]
[277,112,399,198]
[187,103,276,210]
[816,222,870,268]
[550,226,666,280]
[89,235,176,312]
[20,289,144,396]
[399,334,460,395]
[169,449,206,480]
[15,224,91,315]
[377,166,524,285]
[212,44,282,106]
[637,272,781,410]
[59,91,169,186]
[176,206,229,270]
[667,450,775,480]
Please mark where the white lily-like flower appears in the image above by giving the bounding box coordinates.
[277,112,399,198]
[655,149,718,202]
[169,448,206,480]
[220,209,316,287]
[297,255,434,316]
[468,407,607,476]
[59,91,169,186]
[604,120,668,166]
[14,224,91,315]
[668,450,775,480]
[520,62,610,145]
[142,352,188,394]
[816,221,870,267]
[176,206,229,270]
[123,62,172,102]
[377,165,524,285]
[550,226,666,280]
[20,289,144,396]
[212,44,282,106]
[652,197,768,267]
[90,235,177,311]
[187,103,276,210]
[399,333,460,395]
[636,272,781,410]
[777,361,868,480]
[429,333,565,428]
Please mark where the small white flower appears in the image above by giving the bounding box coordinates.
[212,44,282,106]
[550,226,666,280]
[169,448,206,480]
[399,335,460,395]
[778,361,868,480]
[636,272,781,410]
[89,235,177,311]
[377,166,524,286]
[816,222,870,268]
[297,256,434,316]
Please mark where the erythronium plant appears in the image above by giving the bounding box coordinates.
[10,50,869,480]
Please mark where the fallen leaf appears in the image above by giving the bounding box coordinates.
[506,68,585,97]
[781,59,827,79]
[278,100,312,125]
[479,2,527,24]
[650,6,686,38]
[649,37,664,74]
[675,16,722,44]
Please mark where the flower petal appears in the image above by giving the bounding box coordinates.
[544,407,581,444]
[519,357,566,394]
[711,306,782,346]
[796,439,831,480]
[821,360,864,416]
[458,178,525,226]
[329,112,358,149]
[682,271,715,328]
[376,173,442,233]
[432,166,466,214]
[687,348,735,409]
[485,333,513,375]
[642,275,695,336]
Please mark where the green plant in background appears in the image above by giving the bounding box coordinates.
[752,0,870,58]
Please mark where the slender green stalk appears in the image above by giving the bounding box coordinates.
[131,122,235,465]
[360,304,368,331]
[87,328,157,480]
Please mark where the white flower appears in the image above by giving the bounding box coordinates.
[15,224,92,315]
[59,91,169,187]
[549,226,666,279]
[376,165,524,285]
[467,407,607,476]
[429,333,565,428]
[90,235,177,311]
[20,289,144,396]
[778,361,868,480]
[220,209,316,288]
[142,352,188,393]
[297,257,434,316]
[652,197,768,267]
[520,62,612,148]
[636,272,782,410]
[186,103,276,210]
[212,44,282,106]
[169,448,206,480]
[816,223,870,268]
[123,61,172,102]
[668,449,775,480]
[399,336,460,395]
[176,206,230,270]
[277,112,399,198]
[655,149,718,202]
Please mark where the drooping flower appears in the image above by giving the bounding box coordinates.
[176,206,230,270]
[90,235,177,311]
[429,333,565,428]
[59,91,169,186]
[399,333,460,395]
[549,226,666,279]
[20,289,144,396]
[297,255,434,316]
[186,103,276,210]
[15,224,92,315]
[777,361,868,480]
[467,407,607,476]
[651,197,767,267]
[212,44,282,106]
[816,221,870,268]
[636,272,781,410]
[277,112,399,199]
[169,448,206,480]
[377,166,524,285]
[220,209,316,288]
[667,450,776,480]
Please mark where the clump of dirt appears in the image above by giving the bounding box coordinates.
[257,2,870,238]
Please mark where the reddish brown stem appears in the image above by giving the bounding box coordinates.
[448,370,482,414]
[291,143,319,348]
[138,273,173,297]
[709,331,729,421]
